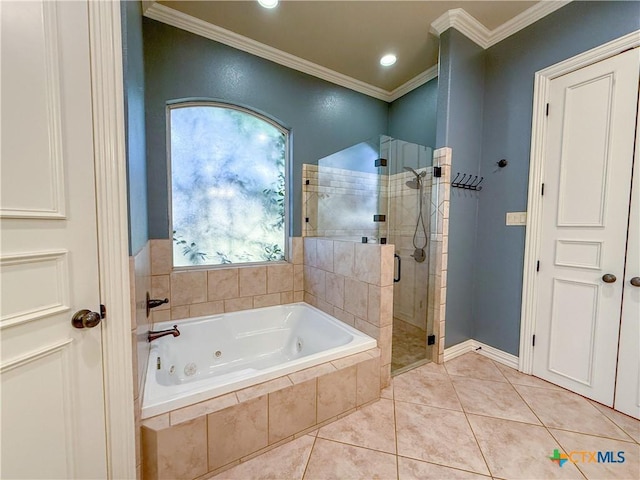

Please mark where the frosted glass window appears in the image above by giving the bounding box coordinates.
[169,104,287,267]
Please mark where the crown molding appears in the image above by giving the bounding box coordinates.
[430,8,491,49]
[389,64,439,102]
[430,1,572,49]
[490,0,572,46]
[143,2,391,101]
[143,1,570,102]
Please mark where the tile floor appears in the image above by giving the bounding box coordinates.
[212,352,640,480]
[391,318,429,372]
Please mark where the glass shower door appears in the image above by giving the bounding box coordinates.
[383,137,434,373]
[304,135,436,374]
[304,137,387,242]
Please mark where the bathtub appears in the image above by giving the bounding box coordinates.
[142,302,377,418]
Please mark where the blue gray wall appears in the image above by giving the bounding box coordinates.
[474,0,640,355]
[389,78,438,148]
[143,19,390,238]
[436,29,486,348]
[436,1,640,355]
[121,0,148,255]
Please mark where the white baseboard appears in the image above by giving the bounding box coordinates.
[443,339,475,362]
[444,339,519,370]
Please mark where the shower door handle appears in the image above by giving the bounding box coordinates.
[394,254,401,283]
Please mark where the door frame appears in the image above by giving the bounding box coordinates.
[519,30,640,375]
[88,2,136,477]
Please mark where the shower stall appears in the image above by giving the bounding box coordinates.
[303,135,438,373]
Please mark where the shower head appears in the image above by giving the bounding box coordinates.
[404,166,425,189]
[404,166,426,178]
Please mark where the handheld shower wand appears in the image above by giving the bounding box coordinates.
[403,167,428,262]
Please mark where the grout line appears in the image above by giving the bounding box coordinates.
[392,379,399,480]
[396,455,494,478]
[588,403,640,445]
[546,428,590,480]
[447,372,512,385]
[507,372,594,479]
[392,397,466,414]
[308,436,396,457]
[300,434,317,480]
[543,425,638,444]
[446,361,494,478]
[507,373,637,444]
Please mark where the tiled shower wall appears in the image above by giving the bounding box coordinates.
[429,147,452,364]
[388,168,432,332]
[302,237,394,387]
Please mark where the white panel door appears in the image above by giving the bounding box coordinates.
[0,1,108,478]
[614,93,640,420]
[533,48,639,405]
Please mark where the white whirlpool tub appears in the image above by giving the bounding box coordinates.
[142,302,377,418]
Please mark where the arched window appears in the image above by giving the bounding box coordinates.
[168,102,288,267]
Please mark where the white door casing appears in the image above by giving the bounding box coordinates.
[520,32,640,418]
[520,33,640,374]
[614,90,640,419]
[1,1,135,477]
[531,48,639,406]
[520,33,640,378]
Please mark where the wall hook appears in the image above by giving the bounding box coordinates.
[451,172,483,191]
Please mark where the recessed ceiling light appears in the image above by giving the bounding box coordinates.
[258,0,279,9]
[380,54,397,66]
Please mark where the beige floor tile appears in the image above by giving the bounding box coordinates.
[303,438,397,480]
[467,414,584,480]
[494,362,562,390]
[444,353,507,383]
[398,456,490,479]
[589,401,640,444]
[514,385,632,441]
[211,434,315,480]
[550,428,640,480]
[395,401,489,475]
[413,361,448,377]
[317,398,396,454]
[451,376,541,424]
[394,368,462,411]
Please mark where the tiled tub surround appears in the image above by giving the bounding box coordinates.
[302,237,394,387]
[142,347,381,480]
[132,237,303,478]
[142,303,376,418]
[148,237,304,323]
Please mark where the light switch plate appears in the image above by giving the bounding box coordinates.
[506,212,527,226]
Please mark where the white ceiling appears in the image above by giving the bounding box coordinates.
[148,1,566,100]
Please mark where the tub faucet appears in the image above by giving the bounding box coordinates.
[148,325,180,342]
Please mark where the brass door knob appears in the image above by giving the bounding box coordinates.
[630,277,640,287]
[602,274,617,284]
[72,309,102,329]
